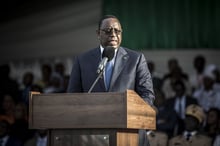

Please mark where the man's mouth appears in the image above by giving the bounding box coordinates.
[108,40,117,43]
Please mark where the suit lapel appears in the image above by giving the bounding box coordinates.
[109,47,129,90]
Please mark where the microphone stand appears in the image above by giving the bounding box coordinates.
[88,69,104,93]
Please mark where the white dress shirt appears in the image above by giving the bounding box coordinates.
[37,136,47,146]
[174,96,186,119]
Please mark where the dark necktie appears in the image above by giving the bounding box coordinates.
[105,61,113,90]
[186,133,191,141]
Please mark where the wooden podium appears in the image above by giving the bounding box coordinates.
[29,90,156,146]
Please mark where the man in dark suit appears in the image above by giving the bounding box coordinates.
[166,80,198,135]
[67,15,155,146]
[0,119,22,146]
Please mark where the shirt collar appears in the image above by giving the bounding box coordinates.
[37,136,47,142]
[176,95,186,104]
[184,130,197,137]
[100,45,118,59]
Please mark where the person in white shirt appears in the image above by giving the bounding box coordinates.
[193,65,220,112]
[189,55,206,92]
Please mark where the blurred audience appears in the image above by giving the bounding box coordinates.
[154,89,178,138]
[146,130,168,146]
[0,119,23,146]
[169,104,212,146]
[211,65,220,90]
[0,55,219,146]
[36,64,52,90]
[0,64,20,103]
[43,72,64,93]
[10,102,35,144]
[54,62,65,79]
[24,129,48,146]
[0,94,16,125]
[163,58,188,81]
[162,58,191,98]
[189,55,206,93]
[203,108,220,142]
[147,61,163,91]
[20,72,34,105]
[166,80,198,135]
[193,64,220,112]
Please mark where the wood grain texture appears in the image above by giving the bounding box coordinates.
[29,90,156,130]
[117,130,138,146]
[126,90,156,129]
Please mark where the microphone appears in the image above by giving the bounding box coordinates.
[88,46,115,93]
[97,46,115,74]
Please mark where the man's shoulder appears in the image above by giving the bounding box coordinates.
[77,47,99,58]
[120,46,143,57]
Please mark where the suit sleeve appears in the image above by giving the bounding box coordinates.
[135,53,155,106]
[67,56,83,93]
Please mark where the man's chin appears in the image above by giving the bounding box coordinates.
[106,44,118,49]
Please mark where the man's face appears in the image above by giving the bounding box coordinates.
[97,18,122,49]
[184,116,199,131]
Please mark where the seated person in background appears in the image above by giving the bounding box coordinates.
[0,64,20,103]
[189,55,206,92]
[203,108,220,142]
[193,65,220,112]
[11,102,35,144]
[163,58,188,81]
[146,130,168,146]
[208,64,220,90]
[0,119,22,146]
[24,129,48,146]
[169,104,212,146]
[166,80,198,135]
[162,65,191,99]
[20,72,34,105]
[35,64,52,90]
[154,89,178,138]
[0,94,16,125]
[147,61,163,91]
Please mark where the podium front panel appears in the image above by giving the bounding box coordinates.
[50,129,138,146]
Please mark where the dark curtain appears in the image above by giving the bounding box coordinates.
[102,0,220,50]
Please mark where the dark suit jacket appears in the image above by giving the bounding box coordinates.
[165,95,198,135]
[5,136,22,146]
[67,46,155,105]
[165,95,198,110]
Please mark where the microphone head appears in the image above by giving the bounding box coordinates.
[102,46,115,61]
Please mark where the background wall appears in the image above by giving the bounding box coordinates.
[0,0,101,63]
[0,0,219,83]
[103,0,220,49]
